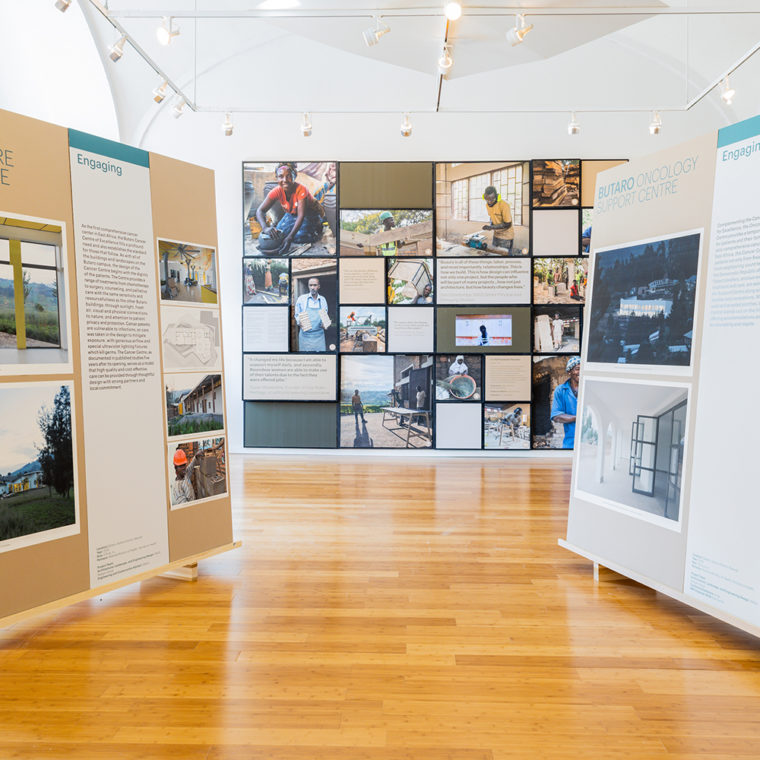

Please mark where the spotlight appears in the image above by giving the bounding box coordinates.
[222,113,234,137]
[649,111,662,135]
[567,112,580,136]
[156,16,180,46]
[301,112,312,137]
[444,3,462,21]
[438,46,453,76]
[172,97,186,119]
[362,16,390,47]
[506,14,533,46]
[720,76,735,105]
[400,113,412,138]
[54,0,72,12]
[152,80,169,103]
[109,35,127,62]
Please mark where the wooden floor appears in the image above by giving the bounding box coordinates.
[2,455,760,759]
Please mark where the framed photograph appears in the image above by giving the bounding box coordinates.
[436,161,531,256]
[532,355,580,449]
[339,306,386,353]
[243,258,289,305]
[435,354,482,401]
[165,373,224,438]
[532,160,580,207]
[158,239,217,305]
[290,259,337,352]
[339,209,433,256]
[586,230,701,369]
[484,403,531,449]
[168,437,227,509]
[243,162,336,257]
[533,306,581,354]
[386,258,434,305]
[533,258,588,304]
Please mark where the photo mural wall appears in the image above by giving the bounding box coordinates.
[242,159,625,450]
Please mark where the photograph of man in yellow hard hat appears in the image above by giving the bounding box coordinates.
[339,209,433,256]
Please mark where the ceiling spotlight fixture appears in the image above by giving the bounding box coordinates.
[222,113,234,137]
[362,16,390,47]
[301,112,313,137]
[400,113,412,138]
[152,80,169,103]
[172,97,186,119]
[720,76,736,105]
[567,112,580,136]
[108,35,127,62]
[156,16,180,46]
[506,13,533,46]
[438,45,453,76]
[444,3,462,21]
[54,0,72,12]
[649,110,662,135]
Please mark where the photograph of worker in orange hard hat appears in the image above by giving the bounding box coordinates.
[168,437,227,509]
[339,209,433,256]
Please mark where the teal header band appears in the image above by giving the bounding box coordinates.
[68,129,149,168]
[717,115,760,149]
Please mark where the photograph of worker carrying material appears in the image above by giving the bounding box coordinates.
[158,239,217,305]
[0,382,77,551]
[243,258,289,304]
[290,259,337,352]
[436,161,530,256]
[533,306,581,353]
[533,258,588,304]
[386,258,434,305]
[532,159,580,207]
[484,403,531,449]
[339,307,386,353]
[168,436,227,509]
[435,354,482,401]
[340,354,433,448]
[585,231,701,368]
[243,161,336,257]
[339,209,433,256]
[165,373,224,438]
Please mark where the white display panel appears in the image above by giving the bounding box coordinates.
[69,134,169,586]
[684,117,760,625]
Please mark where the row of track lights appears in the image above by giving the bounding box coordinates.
[55,0,739,138]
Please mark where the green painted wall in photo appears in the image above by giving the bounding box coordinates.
[340,163,433,209]
[244,402,337,447]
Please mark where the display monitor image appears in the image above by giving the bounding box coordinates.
[455,315,512,346]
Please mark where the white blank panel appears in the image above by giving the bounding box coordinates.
[532,210,579,256]
[435,403,482,449]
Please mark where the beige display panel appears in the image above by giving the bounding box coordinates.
[150,154,232,562]
[0,109,90,618]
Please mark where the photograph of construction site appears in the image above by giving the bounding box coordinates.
[0,383,76,549]
[387,258,433,304]
[158,239,217,305]
[340,209,433,256]
[533,258,588,304]
[165,373,224,438]
[484,404,531,449]
[168,436,227,509]
[339,307,386,353]
[243,162,337,257]
[436,161,530,256]
[533,306,581,353]
[243,258,289,305]
[340,354,433,448]
[532,160,580,207]
[586,231,701,368]
[435,354,482,401]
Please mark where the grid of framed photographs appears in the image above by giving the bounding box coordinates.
[242,159,625,450]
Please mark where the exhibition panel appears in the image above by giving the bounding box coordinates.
[564,115,760,637]
[0,108,233,621]
[242,159,624,450]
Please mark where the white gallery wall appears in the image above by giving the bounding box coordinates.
[4,1,760,453]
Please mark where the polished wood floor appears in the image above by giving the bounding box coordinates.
[2,455,760,759]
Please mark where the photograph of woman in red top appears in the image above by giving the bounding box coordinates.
[255,162,326,255]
